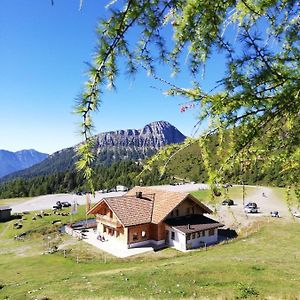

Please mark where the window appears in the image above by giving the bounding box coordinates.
[186,233,191,240]
[141,230,147,238]
[186,207,190,215]
[209,229,215,236]
[133,233,138,241]
[192,233,196,239]
[109,211,113,218]
[196,232,200,238]
[171,231,175,240]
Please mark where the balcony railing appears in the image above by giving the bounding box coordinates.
[96,215,122,228]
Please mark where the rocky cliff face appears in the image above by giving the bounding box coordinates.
[1,121,186,181]
[0,149,48,178]
[96,121,186,151]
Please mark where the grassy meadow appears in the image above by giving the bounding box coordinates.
[0,190,300,299]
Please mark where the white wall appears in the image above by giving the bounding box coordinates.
[165,225,187,251]
[166,226,218,251]
[186,228,218,250]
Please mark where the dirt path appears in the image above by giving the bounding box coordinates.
[216,186,293,231]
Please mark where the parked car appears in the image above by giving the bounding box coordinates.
[244,202,258,213]
[116,185,128,192]
[245,202,257,209]
[61,201,71,207]
[270,211,280,217]
[223,183,233,188]
[222,199,234,206]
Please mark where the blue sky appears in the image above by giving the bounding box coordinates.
[0,0,226,154]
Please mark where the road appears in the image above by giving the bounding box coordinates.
[10,184,295,230]
[11,191,125,213]
[10,184,208,213]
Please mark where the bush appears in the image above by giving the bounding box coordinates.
[236,283,259,299]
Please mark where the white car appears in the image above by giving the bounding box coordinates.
[292,211,300,218]
[244,202,258,213]
[245,207,258,213]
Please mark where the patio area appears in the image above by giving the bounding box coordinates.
[68,227,156,258]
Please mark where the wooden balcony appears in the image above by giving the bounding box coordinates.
[96,215,122,228]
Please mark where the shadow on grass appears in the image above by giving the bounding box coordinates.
[218,228,238,242]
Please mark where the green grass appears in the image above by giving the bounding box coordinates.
[1,203,300,299]
[191,186,257,204]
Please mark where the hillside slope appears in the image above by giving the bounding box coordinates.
[0,149,48,178]
[1,121,185,182]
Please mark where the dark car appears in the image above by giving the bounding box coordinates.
[222,199,234,206]
[61,201,71,207]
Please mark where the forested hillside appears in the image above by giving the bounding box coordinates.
[0,161,166,199]
[1,125,298,200]
[163,143,297,187]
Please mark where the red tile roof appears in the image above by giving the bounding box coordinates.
[88,186,212,227]
[127,186,212,223]
[88,195,153,227]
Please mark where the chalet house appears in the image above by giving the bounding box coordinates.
[88,186,223,251]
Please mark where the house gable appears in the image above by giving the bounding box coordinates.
[91,200,124,228]
[88,195,153,227]
[165,196,210,219]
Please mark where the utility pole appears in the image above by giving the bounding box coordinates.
[242,181,245,207]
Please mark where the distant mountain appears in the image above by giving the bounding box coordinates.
[0,149,48,178]
[96,120,186,149]
[1,121,186,181]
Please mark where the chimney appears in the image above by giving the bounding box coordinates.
[136,191,143,199]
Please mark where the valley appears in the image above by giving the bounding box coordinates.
[0,185,299,299]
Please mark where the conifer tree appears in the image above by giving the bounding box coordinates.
[72,0,299,191]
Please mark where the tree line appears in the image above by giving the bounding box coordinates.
[0,160,166,199]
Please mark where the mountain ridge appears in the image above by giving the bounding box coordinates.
[1,121,186,182]
[0,149,48,178]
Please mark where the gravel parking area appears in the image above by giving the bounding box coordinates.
[10,184,296,232]
[215,186,293,230]
[11,191,125,213]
